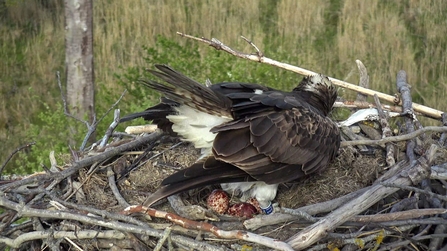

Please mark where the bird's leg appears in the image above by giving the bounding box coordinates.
[253,183,278,215]
[222,182,278,214]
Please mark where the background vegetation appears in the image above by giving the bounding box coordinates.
[1,0,446,173]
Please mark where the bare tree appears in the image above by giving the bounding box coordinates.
[64,0,95,146]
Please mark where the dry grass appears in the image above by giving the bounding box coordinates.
[337,0,417,93]
[1,0,446,170]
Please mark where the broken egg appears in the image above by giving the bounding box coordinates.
[227,202,258,218]
[246,198,262,214]
[206,189,229,214]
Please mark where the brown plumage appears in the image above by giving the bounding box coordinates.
[121,65,340,211]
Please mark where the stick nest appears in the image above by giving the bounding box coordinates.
[2,35,447,250]
[1,125,447,251]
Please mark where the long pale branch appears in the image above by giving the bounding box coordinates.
[176,32,444,119]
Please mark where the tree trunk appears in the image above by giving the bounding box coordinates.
[64,0,95,146]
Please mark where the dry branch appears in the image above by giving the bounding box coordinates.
[0,142,35,175]
[397,70,417,162]
[341,126,447,147]
[374,94,395,166]
[246,159,447,231]
[439,113,447,146]
[0,130,163,193]
[99,109,121,148]
[125,124,158,134]
[177,32,444,120]
[355,60,369,102]
[0,196,225,251]
[351,208,447,222]
[123,205,294,251]
[286,145,436,250]
[0,230,126,248]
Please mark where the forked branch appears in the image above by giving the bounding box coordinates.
[177,32,444,119]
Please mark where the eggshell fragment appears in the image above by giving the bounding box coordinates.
[227,202,258,218]
[246,198,262,214]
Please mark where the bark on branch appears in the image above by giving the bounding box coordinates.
[177,32,444,120]
[286,145,436,250]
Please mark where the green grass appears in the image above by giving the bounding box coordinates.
[1,0,446,174]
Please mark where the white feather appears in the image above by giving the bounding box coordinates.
[167,106,231,149]
[169,105,278,211]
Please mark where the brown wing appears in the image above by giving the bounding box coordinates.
[212,107,340,184]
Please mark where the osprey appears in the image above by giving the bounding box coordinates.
[121,65,340,214]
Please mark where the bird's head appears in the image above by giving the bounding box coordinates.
[293,74,337,116]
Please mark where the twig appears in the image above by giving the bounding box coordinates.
[97,89,127,128]
[280,208,317,222]
[397,70,417,162]
[57,71,88,125]
[63,237,82,251]
[47,195,149,228]
[0,130,163,192]
[340,126,369,152]
[117,139,160,183]
[245,206,444,234]
[343,217,447,226]
[439,113,447,146]
[31,216,59,251]
[107,166,130,208]
[154,227,172,251]
[125,124,159,134]
[429,224,447,250]
[3,220,33,237]
[279,208,447,224]
[123,205,294,251]
[334,100,421,115]
[309,226,416,251]
[377,232,447,251]
[243,213,302,231]
[0,196,225,251]
[0,142,35,175]
[240,35,263,57]
[118,141,183,183]
[431,164,447,180]
[244,187,371,230]
[57,70,128,151]
[286,145,436,250]
[0,230,126,248]
[380,182,447,202]
[57,71,97,150]
[355,60,369,102]
[99,109,121,148]
[176,32,444,120]
[351,208,447,222]
[341,126,447,147]
[390,196,418,213]
[80,89,127,151]
[374,94,395,166]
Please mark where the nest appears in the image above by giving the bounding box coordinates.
[2,36,447,250]
[1,117,447,251]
